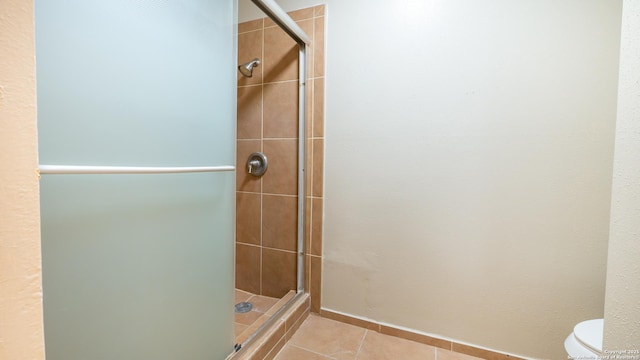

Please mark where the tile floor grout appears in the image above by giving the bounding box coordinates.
[273,314,484,360]
[353,329,368,359]
[289,344,334,359]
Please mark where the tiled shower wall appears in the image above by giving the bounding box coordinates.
[236,5,325,312]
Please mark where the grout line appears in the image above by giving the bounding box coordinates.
[237,190,261,195]
[306,255,311,296]
[259,21,265,297]
[261,192,299,198]
[235,288,254,296]
[237,83,262,89]
[238,29,261,36]
[263,79,298,86]
[288,344,334,359]
[261,246,298,254]
[308,10,316,259]
[308,16,316,204]
[311,137,316,199]
[354,329,368,359]
[259,191,263,296]
[308,12,322,299]
[265,335,286,360]
[237,242,261,249]
[309,16,315,81]
[309,196,314,260]
[263,19,314,31]
[237,27,263,36]
[262,137,298,141]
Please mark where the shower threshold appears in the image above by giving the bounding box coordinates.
[234,289,296,345]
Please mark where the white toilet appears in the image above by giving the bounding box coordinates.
[565,319,603,359]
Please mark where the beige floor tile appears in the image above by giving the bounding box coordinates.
[249,295,280,313]
[235,310,263,326]
[289,314,366,359]
[235,323,248,338]
[436,348,483,360]
[236,289,253,304]
[274,345,333,360]
[355,330,436,360]
[333,352,359,360]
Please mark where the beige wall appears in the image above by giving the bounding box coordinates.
[242,1,623,358]
[0,0,45,359]
[604,0,640,352]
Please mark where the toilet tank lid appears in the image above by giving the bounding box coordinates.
[574,319,603,354]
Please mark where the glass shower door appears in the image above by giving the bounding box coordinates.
[35,1,237,359]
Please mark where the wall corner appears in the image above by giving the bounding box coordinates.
[0,0,45,359]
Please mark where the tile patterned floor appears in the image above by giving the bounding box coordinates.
[234,289,296,345]
[273,314,483,360]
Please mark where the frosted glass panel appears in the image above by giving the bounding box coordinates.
[40,174,234,359]
[36,0,236,165]
[35,1,237,359]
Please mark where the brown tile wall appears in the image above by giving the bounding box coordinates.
[236,5,325,308]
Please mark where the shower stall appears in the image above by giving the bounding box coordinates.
[233,0,313,351]
[35,0,314,358]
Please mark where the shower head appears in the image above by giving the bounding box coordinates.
[238,58,260,77]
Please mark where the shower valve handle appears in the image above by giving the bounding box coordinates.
[248,160,259,174]
[247,152,268,177]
